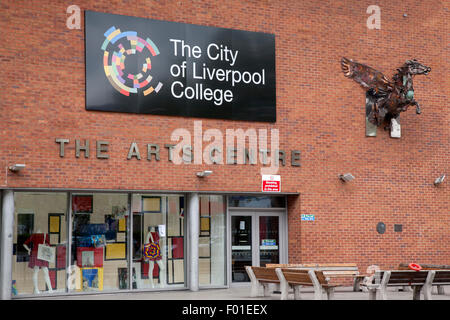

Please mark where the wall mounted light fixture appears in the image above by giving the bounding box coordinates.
[8,164,26,172]
[196,170,213,178]
[339,173,355,182]
[434,174,446,186]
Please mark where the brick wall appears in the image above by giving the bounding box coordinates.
[1,0,449,271]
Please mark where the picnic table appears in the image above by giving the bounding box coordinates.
[267,263,363,291]
[362,269,450,300]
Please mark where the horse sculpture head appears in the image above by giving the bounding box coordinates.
[403,59,431,76]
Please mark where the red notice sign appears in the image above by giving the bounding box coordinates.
[262,175,281,192]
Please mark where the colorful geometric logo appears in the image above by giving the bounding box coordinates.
[101,26,163,96]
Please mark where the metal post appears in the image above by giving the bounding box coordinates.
[66,192,71,293]
[127,193,132,290]
[1,190,14,300]
[188,193,199,291]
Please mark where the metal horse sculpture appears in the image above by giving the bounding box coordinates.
[341,57,431,135]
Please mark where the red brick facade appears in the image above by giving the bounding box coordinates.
[1,0,449,273]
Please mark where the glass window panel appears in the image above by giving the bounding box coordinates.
[198,195,226,287]
[16,213,34,263]
[131,194,185,289]
[200,196,209,214]
[12,192,187,295]
[13,192,68,296]
[228,196,285,208]
[132,213,143,261]
[200,217,210,235]
[231,216,252,282]
[142,197,161,212]
[167,196,183,237]
[199,259,211,284]
[70,193,128,293]
[259,216,279,267]
[199,237,210,257]
[166,257,185,284]
[173,260,185,283]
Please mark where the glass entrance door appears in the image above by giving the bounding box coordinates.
[231,216,252,282]
[258,216,280,267]
[231,213,282,283]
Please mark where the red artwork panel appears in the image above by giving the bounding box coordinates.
[76,247,103,268]
[72,195,93,214]
[172,237,184,259]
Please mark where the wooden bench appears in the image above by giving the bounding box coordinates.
[398,263,450,294]
[429,270,450,297]
[361,270,450,300]
[398,263,450,270]
[266,263,303,268]
[267,263,363,291]
[245,266,280,298]
[275,268,337,300]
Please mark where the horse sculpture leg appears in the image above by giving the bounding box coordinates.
[412,100,421,114]
[365,93,378,136]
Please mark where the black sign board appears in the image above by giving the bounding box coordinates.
[85,11,276,122]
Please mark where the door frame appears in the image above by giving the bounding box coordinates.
[227,207,288,285]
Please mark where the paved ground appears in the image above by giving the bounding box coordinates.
[32,284,450,300]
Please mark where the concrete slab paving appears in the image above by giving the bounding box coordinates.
[29,285,450,300]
